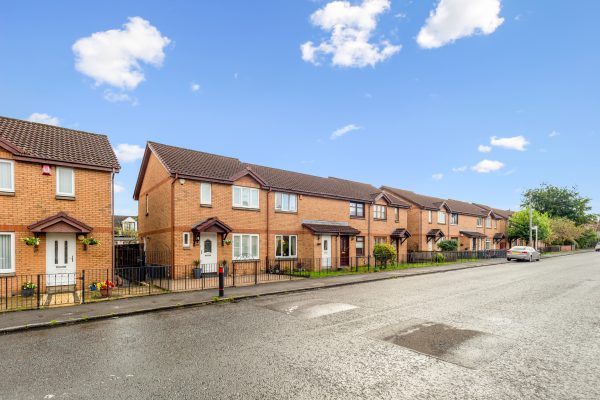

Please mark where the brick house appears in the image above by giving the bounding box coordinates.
[0,116,120,284]
[133,142,412,273]
[381,186,511,251]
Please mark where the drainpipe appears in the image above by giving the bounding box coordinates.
[266,187,270,262]
[111,169,115,272]
[419,209,423,251]
[170,174,178,276]
[367,203,372,257]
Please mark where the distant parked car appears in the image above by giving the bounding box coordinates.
[595,243,600,252]
[507,246,541,262]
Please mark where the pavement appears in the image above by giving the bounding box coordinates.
[0,250,590,334]
[0,250,597,399]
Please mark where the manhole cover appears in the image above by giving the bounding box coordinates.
[368,319,514,369]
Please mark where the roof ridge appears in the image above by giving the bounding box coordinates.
[148,141,242,162]
[0,115,108,138]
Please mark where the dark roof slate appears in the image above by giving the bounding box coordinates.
[382,186,445,210]
[302,223,361,235]
[0,116,120,170]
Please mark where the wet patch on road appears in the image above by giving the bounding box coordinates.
[262,299,357,319]
[368,319,514,369]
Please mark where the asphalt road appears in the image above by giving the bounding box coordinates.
[1,252,599,400]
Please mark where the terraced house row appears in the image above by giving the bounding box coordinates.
[0,116,513,280]
[134,141,514,273]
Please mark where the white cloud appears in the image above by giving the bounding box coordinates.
[549,130,560,138]
[114,182,125,193]
[27,113,60,126]
[73,17,170,90]
[113,143,145,163]
[330,124,361,140]
[478,144,492,153]
[490,135,529,151]
[103,90,138,105]
[452,166,467,173]
[471,159,505,173]
[432,173,444,181]
[233,72,239,79]
[417,0,504,49]
[301,0,401,68]
[190,82,201,92]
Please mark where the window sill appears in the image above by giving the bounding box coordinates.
[232,259,260,263]
[349,216,365,220]
[200,204,212,208]
[0,272,16,277]
[0,191,15,196]
[275,257,298,260]
[56,195,75,201]
[232,207,260,212]
[373,218,387,222]
[274,210,298,214]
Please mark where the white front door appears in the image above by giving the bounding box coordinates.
[427,239,433,251]
[200,232,218,273]
[46,233,76,286]
[321,235,332,268]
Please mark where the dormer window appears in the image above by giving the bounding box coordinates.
[0,159,14,193]
[56,167,75,197]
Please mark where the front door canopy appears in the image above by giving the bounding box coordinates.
[29,212,92,234]
[191,217,233,234]
[426,229,445,242]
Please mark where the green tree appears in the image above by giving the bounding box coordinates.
[507,209,551,244]
[549,217,582,245]
[438,240,458,251]
[576,229,598,248]
[373,243,397,267]
[522,184,597,225]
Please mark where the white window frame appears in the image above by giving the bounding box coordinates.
[56,167,75,197]
[485,239,491,250]
[232,234,260,260]
[0,232,16,274]
[275,192,297,212]
[477,217,483,227]
[356,236,365,256]
[437,211,446,224]
[275,234,297,258]
[200,182,212,206]
[485,217,492,228]
[494,219,497,229]
[145,194,149,215]
[182,232,190,249]
[450,213,459,225]
[373,205,386,220]
[232,186,259,209]
[0,159,15,193]
[394,207,399,222]
[428,210,432,223]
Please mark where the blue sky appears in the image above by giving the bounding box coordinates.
[1,1,598,215]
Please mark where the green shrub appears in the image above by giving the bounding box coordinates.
[432,253,446,263]
[437,240,458,251]
[373,243,397,268]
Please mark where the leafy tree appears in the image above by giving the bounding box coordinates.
[373,243,396,267]
[522,184,596,225]
[507,209,551,244]
[438,240,458,251]
[576,229,598,248]
[549,217,582,245]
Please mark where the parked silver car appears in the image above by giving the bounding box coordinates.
[507,246,541,262]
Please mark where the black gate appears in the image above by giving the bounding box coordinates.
[114,244,170,282]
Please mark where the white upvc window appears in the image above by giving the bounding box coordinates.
[275,235,297,258]
[182,232,190,248]
[232,186,259,209]
[437,211,446,224]
[450,213,459,225]
[485,239,491,250]
[486,217,492,228]
[0,232,15,273]
[476,217,483,227]
[232,234,259,260]
[275,192,297,212]
[494,219,497,228]
[56,167,75,197]
[428,210,432,223]
[373,205,386,220]
[200,182,212,206]
[0,160,15,193]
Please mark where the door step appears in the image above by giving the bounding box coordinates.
[46,285,76,294]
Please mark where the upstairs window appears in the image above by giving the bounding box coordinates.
[200,182,212,206]
[437,211,446,224]
[275,192,297,212]
[450,213,459,225]
[0,160,14,193]
[349,202,364,218]
[394,207,399,222]
[233,186,259,209]
[373,205,386,220]
[477,217,483,227]
[428,211,433,223]
[56,167,75,197]
[275,235,297,258]
[486,217,492,228]
[494,219,498,228]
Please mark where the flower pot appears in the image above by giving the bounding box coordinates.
[192,267,203,279]
[100,288,112,298]
[22,288,34,297]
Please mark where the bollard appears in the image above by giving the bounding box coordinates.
[218,266,224,297]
